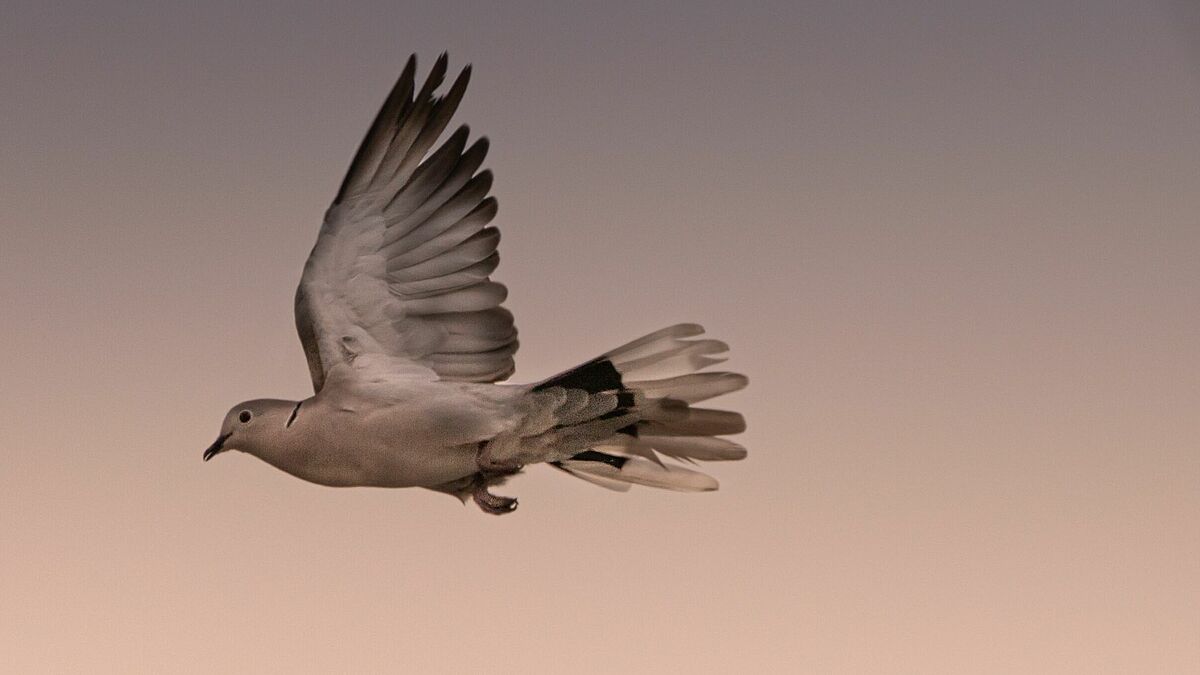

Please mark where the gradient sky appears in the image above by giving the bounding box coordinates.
[2,1,1198,672]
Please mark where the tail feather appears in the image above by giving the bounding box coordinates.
[601,435,747,462]
[625,372,749,404]
[640,407,746,437]
[613,339,730,381]
[559,452,720,492]
[537,324,747,493]
[557,463,634,492]
[604,323,704,362]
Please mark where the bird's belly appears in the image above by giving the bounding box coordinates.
[353,440,479,488]
[273,434,479,489]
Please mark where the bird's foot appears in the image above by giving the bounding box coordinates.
[472,480,518,515]
[471,441,521,514]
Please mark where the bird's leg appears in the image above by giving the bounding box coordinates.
[476,436,525,474]
[470,442,521,514]
[470,439,526,514]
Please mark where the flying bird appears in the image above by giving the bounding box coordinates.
[203,54,748,514]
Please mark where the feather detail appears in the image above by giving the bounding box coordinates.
[555,465,634,492]
[387,227,501,283]
[535,324,747,491]
[559,454,719,492]
[298,54,516,389]
[623,372,748,404]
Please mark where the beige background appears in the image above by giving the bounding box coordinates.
[2,1,1198,672]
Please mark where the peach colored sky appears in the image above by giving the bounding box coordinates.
[1,1,1198,672]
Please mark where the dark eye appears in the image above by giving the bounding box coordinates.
[238,410,252,424]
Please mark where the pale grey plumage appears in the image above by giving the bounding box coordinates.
[206,54,749,514]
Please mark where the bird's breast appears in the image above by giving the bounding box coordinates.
[271,400,481,488]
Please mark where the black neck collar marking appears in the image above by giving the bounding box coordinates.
[285,401,303,428]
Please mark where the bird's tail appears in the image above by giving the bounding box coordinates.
[535,324,748,492]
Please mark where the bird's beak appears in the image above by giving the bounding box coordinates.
[203,433,232,461]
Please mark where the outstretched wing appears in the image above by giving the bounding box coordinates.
[296,54,518,392]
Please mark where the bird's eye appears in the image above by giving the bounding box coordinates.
[238,410,252,424]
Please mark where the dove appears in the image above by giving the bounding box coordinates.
[203,54,748,514]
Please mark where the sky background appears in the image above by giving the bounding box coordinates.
[1,1,1198,672]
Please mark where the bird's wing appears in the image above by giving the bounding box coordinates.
[296,54,517,392]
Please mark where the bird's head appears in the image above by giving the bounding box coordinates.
[203,399,298,462]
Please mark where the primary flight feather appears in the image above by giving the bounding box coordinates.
[204,54,748,514]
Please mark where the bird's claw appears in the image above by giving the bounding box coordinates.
[472,482,518,515]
